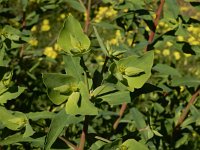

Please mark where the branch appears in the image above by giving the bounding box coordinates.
[175,87,200,129]
[78,116,89,150]
[113,103,127,130]
[145,0,165,52]
[113,0,165,129]
[82,0,91,34]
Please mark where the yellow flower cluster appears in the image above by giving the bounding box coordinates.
[94,6,117,23]
[108,30,122,46]
[28,38,38,46]
[156,21,172,33]
[41,19,51,32]
[186,25,200,45]
[43,44,62,59]
[180,6,200,20]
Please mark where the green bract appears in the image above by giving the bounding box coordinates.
[57,14,91,56]
[110,51,154,92]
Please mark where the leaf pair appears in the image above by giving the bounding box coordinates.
[57,14,90,56]
[43,73,98,115]
[110,51,154,92]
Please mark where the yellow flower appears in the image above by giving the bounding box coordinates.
[94,6,117,23]
[158,21,165,27]
[166,41,173,47]
[41,24,50,31]
[162,49,170,56]
[43,19,49,25]
[28,38,38,46]
[173,51,181,60]
[127,38,132,46]
[180,86,184,92]
[145,26,150,32]
[180,6,189,12]
[60,13,66,19]
[116,30,121,38]
[44,47,57,59]
[123,8,128,12]
[177,36,184,42]
[109,39,118,46]
[54,43,62,51]
[31,25,37,32]
[155,49,161,54]
[184,53,191,57]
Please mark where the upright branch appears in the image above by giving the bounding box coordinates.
[175,87,200,129]
[78,116,89,150]
[145,0,165,52]
[83,0,91,34]
[77,1,92,149]
[113,103,127,130]
[113,0,165,130]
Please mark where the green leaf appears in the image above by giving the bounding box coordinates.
[0,133,45,147]
[90,140,106,150]
[0,133,31,145]
[0,47,5,66]
[42,73,77,105]
[98,91,131,105]
[120,139,148,150]
[163,0,179,19]
[93,26,108,56]
[0,106,27,130]
[66,0,86,12]
[0,86,26,104]
[63,55,84,82]
[99,139,122,150]
[44,109,83,150]
[57,14,90,56]
[131,108,153,141]
[175,134,189,148]
[26,111,55,121]
[124,67,144,76]
[23,122,35,138]
[65,82,98,115]
[153,63,181,77]
[42,73,77,89]
[171,76,200,87]
[92,83,117,97]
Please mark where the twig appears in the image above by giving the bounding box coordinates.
[145,0,165,52]
[78,116,89,150]
[59,136,78,150]
[113,103,127,130]
[175,87,200,129]
[77,0,90,34]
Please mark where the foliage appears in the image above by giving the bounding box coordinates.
[0,0,200,150]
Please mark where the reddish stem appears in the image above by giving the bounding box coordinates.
[113,0,165,130]
[175,88,200,129]
[145,0,165,52]
[78,116,89,150]
[84,0,91,34]
[113,103,127,130]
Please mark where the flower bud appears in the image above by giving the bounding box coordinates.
[125,67,144,76]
